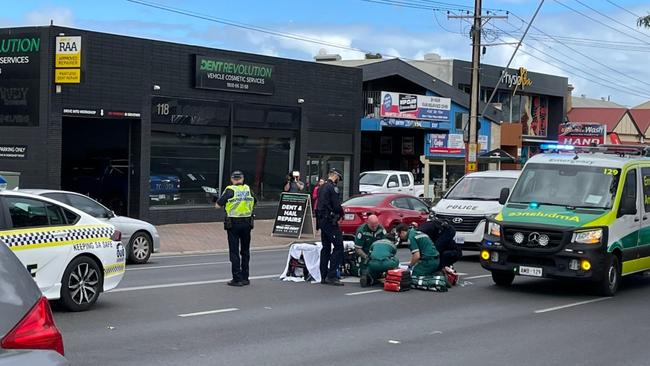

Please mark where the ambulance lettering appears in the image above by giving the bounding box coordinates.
[507,211,581,223]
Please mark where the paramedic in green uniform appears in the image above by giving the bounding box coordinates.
[396,223,440,277]
[354,215,387,271]
[366,238,399,284]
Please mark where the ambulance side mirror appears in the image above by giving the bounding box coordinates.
[499,188,510,205]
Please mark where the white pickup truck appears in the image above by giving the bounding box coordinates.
[359,170,425,197]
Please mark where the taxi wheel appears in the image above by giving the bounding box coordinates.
[596,254,620,297]
[60,257,102,312]
[128,232,152,264]
[491,270,515,287]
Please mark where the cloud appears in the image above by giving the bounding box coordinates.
[25,7,74,27]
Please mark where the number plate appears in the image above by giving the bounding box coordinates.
[518,266,543,277]
[454,236,465,244]
[158,194,166,199]
[344,214,355,221]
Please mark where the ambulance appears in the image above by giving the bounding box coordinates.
[0,188,126,311]
[480,144,650,296]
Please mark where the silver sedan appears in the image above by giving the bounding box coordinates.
[20,189,160,264]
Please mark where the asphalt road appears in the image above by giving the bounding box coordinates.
[53,247,650,366]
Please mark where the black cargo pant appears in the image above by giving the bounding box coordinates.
[227,219,252,282]
[319,220,344,281]
[435,226,462,271]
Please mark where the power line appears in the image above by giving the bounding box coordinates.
[127,0,401,59]
[553,0,650,45]
[605,0,643,19]
[572,0,650,40]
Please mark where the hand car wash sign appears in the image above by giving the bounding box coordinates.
[558,122,606,146]
[195,55,274,95]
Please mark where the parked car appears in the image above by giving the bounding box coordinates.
[20,190,160,264]
[340,193,430,238]
[0,190,126,311]
[359,171,425,197]
[0,239,68,364]
[430,170,520,250]
[65,158,130,215]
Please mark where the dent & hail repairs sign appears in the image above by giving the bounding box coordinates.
[195,55,274,95]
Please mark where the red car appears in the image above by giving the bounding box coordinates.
[340,193,431,237]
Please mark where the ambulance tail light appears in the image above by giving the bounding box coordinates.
[1,296,65,356]
[111,230,122,242]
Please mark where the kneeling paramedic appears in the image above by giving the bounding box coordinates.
[361,238,399,287]
[397,223,440,277]
[419,218,461,271]
[215,170,256,287]
[354,214,387,276]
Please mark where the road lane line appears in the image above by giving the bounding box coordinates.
[463,274,491,280]
[534,298,611,314]
[345,289,384,296]
[126,261,230,271]
[153,248,290,259]
[111,274,278,293]
[178,308,239,317]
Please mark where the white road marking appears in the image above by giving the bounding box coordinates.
[126,261,230,271]
[345,289,384,296]
[153,248,289,260]
[463,274,492,280]
[534,298,611,314]
[111,274,279,293]
[178,308,239,318]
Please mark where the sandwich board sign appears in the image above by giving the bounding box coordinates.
[272,193,314,238]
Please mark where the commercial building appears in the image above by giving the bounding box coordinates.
[319,53,568,191]
[0,26,362,224]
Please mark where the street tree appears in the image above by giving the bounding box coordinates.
[639,14,650,28]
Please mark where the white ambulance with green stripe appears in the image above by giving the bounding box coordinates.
[481,145,650,296]
[0,190,126,311]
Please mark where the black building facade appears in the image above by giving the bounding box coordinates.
[0,26,362,224]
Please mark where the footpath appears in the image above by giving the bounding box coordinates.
[154,219,317,255]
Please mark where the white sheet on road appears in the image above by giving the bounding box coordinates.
[279,241,355,283]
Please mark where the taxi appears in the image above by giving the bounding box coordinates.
[0,187,126,311]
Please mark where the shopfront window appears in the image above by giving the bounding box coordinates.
[306,155,351,201]
[232,136,293,202]
[519,95,548,137]
[150,131,222,207]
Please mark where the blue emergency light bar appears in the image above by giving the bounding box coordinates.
[540,144,575,151]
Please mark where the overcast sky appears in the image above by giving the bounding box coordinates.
[3,0,649,107]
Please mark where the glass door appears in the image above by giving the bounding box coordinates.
[306,155,351,200]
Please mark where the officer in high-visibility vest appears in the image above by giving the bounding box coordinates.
[215,170,256,287]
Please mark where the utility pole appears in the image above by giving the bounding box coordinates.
[449,2,507,174]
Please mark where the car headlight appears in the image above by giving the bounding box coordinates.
[488,222,501,237]
[572,229,603,245]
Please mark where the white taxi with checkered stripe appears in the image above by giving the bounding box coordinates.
[0,190,126,311]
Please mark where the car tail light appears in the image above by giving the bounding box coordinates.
[111,230,122,241]
[1,296,65,356]
[361,211,376,219]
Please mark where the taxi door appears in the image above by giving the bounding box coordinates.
[0,195,74,296]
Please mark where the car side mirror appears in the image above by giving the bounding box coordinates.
[618,197,637,218]
[106,210,116,219]
[499,188,510,205]
[388,182,398,188]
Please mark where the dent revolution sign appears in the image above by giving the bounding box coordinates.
[195,55,274,95]
[380,92,451,122]
[0,34,40,126]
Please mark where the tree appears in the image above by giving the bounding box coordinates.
[639,14,650,28]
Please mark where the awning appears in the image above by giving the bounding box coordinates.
[479,148,516,163]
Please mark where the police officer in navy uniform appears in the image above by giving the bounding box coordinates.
[215,170,256,287]
[317,168,345,286]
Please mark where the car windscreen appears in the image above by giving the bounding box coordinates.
[446,177,517,201]
[359,173,387,186]
[343,195,387,206]
[509,163,621,209]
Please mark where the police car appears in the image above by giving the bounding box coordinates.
[0,186,126,311]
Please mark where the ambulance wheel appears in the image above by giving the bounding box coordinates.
[128,232,152,264]
[60,256,103,312]
[491,270,515,287]
[595,254,620,297]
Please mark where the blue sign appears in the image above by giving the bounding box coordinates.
[383,93,393,111]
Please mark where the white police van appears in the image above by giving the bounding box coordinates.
[0,186,125,311]
[430,170,521,250]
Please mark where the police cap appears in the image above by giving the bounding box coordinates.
[230,170,244,179]
[328,168,343,180]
